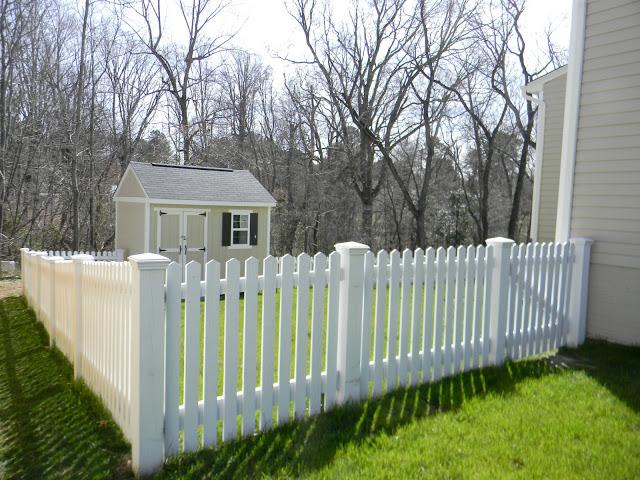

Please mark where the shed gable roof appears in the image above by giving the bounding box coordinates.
[117,162,276,206]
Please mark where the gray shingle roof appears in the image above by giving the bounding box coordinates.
[126,162,276,205]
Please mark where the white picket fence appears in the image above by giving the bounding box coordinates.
[46,249,124,261]
[20,250,134,438]
[20,237,593,476]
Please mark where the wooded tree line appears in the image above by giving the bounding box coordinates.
[0,0,563,258]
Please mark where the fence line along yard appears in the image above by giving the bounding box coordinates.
[20,237,593,476]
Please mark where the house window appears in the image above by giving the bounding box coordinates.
[231,212,250,246]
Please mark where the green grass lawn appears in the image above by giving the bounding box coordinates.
[160,339,640,479]
[1,294,639,479]
[0,296,133,479]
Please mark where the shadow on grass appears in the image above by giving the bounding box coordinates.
[556,340,640,414]
[158,350,577,479]
[0,296,133,480]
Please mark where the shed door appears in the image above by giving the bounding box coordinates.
[184,211,207,267]
[157,211,182,264]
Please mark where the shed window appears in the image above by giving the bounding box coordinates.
[232,213,250,246]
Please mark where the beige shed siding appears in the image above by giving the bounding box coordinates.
[115,201,145,255]
[570,0,640,344]
[536,75,567,242]
[115,169,146,197]
[149,203,270,274]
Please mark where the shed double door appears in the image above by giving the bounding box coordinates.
[157,209,207,276]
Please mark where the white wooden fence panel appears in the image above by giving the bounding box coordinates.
[20,236,586,473]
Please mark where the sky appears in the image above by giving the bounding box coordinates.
[213,0,571,78]
[148,0,573,81]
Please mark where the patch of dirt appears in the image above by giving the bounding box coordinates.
[0,279,22,300]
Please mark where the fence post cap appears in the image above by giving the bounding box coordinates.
[334,241,370,253]
[71,254,94,263]
[569,237,593,246]
[47,256,65,262]
[20,247,29,252]
[128,253,171,270]
[485,237,515,246]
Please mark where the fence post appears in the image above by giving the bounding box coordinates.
[72,254,94,380]
[128,253,170,476]
[485,237,514,366]
[334,241,369,405]
[566,238,593,347]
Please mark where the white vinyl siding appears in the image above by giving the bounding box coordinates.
[570,0,640,344]
[536,75,567,242]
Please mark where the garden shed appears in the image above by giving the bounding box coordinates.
[113,162,276,275]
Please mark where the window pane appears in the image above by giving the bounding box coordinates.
[233,230,248,245]
[239,215,248,228]
[233,214,241,228]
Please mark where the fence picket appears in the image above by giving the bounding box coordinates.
[260,256,277,430]
[482,246,493,366]
[410,248,424,385]
[294,253,310,419]
[223,259,240,441]
[386,250,401,389]
[309,253,326,415]
[372,250,388,396]
[421,248,435,382]
[242,257,259,435]
[512,245,526,359]
[535,244,549,354]
[202,260,220,447]
[277,254,294,423]
[548,244,561,351]
[398,249,412,386]
[472,246,485,369]
[183,261,201,452]
[443,247,456,377]
[432,248,446,381]
[324,251,340,409]
[360,251,375,397]
[463,246,475,371]
[453,246,466,375]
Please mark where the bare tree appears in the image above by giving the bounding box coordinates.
[129,0,232,164]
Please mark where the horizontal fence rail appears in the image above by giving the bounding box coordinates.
[19,237,593,476]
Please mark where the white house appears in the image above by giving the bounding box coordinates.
[527,0,640,345]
